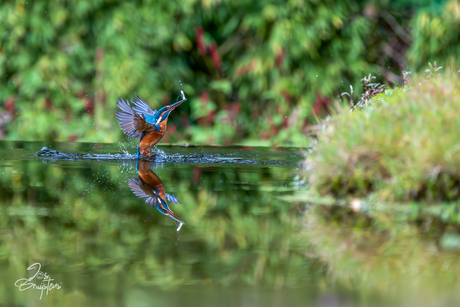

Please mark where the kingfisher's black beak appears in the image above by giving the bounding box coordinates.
[168,97,187,111]
[166,210,184,225]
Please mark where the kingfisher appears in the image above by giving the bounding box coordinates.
[129,161,184,230]
[116,91,187,158]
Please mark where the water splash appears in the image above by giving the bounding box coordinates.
[34,147,297,165]
[152,147,168,160]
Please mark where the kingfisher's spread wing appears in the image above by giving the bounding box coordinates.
[116,97,159,138]
[129,177,184,225]
[128,178,159,207]
[131,95,156,116]
[131,95,162,126]
[165,194,182,204]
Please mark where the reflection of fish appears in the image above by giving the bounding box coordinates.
[116,91,186,158]
[129,161,184,230]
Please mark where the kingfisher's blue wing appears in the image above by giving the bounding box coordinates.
[130,95,161,126]
[165,193,182,204]
[131,95,156,115]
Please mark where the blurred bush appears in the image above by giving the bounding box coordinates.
[0,0,453,146]
[408,0,460,70]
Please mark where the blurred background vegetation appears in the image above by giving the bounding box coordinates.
[1,0,458,146]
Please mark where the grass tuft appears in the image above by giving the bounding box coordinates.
[305,69,460,201]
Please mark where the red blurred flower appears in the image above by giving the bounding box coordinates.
[84,98,94,115]
[195,27,207,56]
[5,97,15,115]
[44,98,53,110]
[192,167,202,184]
[168,123,177,134]
[201,90,209,105]
[281,89,292,104]
[209,42,221,70]
[276,49,284,67]
[313,93,330,115]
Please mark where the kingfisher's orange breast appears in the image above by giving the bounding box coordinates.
[139,169,166,198]
[139,120,168,151]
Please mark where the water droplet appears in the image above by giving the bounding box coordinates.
[316,75,318,77]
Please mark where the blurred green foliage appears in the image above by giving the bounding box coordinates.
[408,0,460,70]
[0,0,454,146]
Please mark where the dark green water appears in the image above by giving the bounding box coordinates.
[1,141,459,307]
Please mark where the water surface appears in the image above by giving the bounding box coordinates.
[1,141,460,307]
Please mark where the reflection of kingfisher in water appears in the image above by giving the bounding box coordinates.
[116,91,187,158]
[129,161,184,230]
